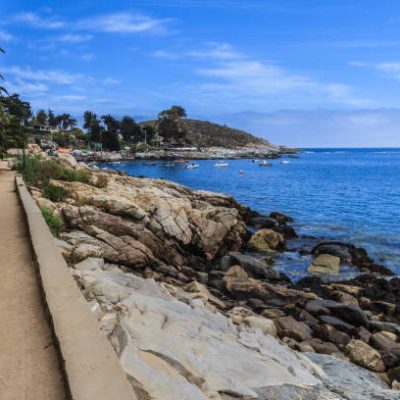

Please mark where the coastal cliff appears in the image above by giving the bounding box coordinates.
[26,154,400,398]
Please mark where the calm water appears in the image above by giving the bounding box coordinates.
[101,148,400,277]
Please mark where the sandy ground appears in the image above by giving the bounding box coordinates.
[0,169,66,400]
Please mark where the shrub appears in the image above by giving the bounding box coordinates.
[94,174,108,188]
[40,207,62,237]
[17,156,92,187]
[43,184,66,202]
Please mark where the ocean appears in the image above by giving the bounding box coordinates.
[100,148,400,278]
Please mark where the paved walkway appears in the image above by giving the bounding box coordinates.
[0,169,66,399]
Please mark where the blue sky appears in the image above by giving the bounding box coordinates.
[1,0,400,147]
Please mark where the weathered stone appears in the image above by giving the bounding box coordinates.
[275,316,313,342]
[369,321,400,336]
[312,324,351,347]
[308,254,340,275]
[228,252,282,280]
[306,300,369,326]
[305,338,340,355]
[248,229,285,252]
[242,316,277,337]
[319,315,356,333]
[330,290,359,305]
[370,332,400,356]
[346,340,385,372]
[388,367,400,384]
[261,308,286,319]
[74,257,104,271]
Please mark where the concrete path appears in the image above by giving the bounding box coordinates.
[0,169,66,400]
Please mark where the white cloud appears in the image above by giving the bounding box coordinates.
[76,12,172,34]
[2,66,87,85]
[190,44,371,108]
[56,34,93,43]
[0,30,15,42]
[351,60,400,81]
[14,12,64,29]
[187,42,241,60]
[151,50,181,59]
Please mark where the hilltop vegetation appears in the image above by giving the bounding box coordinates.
[140,118,270,148]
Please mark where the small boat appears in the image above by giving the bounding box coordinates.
[252,159,260,163]
[259,160,272,167]
[111,161,121,165]
[164,162,176,167]
[280,160,290,164]
[239,169,244,175]
[175,159,188,163]
[143,161,157,166]
[185,163,199,169]
[215,161,229,168]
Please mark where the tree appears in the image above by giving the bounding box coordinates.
[156,105,187,142]
[36,109,47,125]
[59,113,77,130]
[48,109,57,127]
[101,114,120,151]
[120,116,142,143]
[141,125,156,144]
[83,111,103,145]
[4,94,31,125]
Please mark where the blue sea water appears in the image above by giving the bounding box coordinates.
[101,148,400,277]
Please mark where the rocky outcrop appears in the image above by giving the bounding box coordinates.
[28,159,400,397]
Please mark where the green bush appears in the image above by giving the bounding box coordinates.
[17,156,91,187]
[43,184,66,202]
[40,207,62,237]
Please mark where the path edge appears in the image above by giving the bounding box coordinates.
[15,175,136,400]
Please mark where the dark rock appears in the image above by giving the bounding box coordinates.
[319,315,356,333]
[269,212,293,223]
[355,326,372,343]
[329,290,358,306]
[306,300,369,327]
[208,278,225,292]
[372,301,397,316]
[305,302,331,316]
[381,352,400,370]
[388,367,400,383]
[312,241,394,276]
[246,298,268,312]
[227,252,282,281]
[370,332,400,356]
[305,338,340,355]
[275,316,313,342]
[369,321,400,335]
[312,324,351,347]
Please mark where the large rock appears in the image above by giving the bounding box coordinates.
[275,316,313,342]
[308,254,340,275]
[346,340,386,372]
[56,176,248,269]
[223,252,282,281]
[248,229,285,252]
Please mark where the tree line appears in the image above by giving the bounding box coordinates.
[0,47,189,153]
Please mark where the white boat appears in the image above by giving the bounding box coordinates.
[215,161,229,168]
[185,163,199,169]
[281,160,290,164]
[259,160,272,167]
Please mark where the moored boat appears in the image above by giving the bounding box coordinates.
[259,160,272,167]
[215,161,229,167]
[185,163,200,169]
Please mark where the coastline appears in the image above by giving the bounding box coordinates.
[22,152,400,396]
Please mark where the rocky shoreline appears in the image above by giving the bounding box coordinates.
[29,153,400,398]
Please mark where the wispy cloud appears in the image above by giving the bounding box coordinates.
[351,60,400,81]
[79,53,95,62]
[55,34,93,43]
[0,30,15,42]
[2,66,88,85]
[187,42,242,60]
[76,12,172,34]
[190,43,371,108]
[13,12,64,29]
[151,50,181,59]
